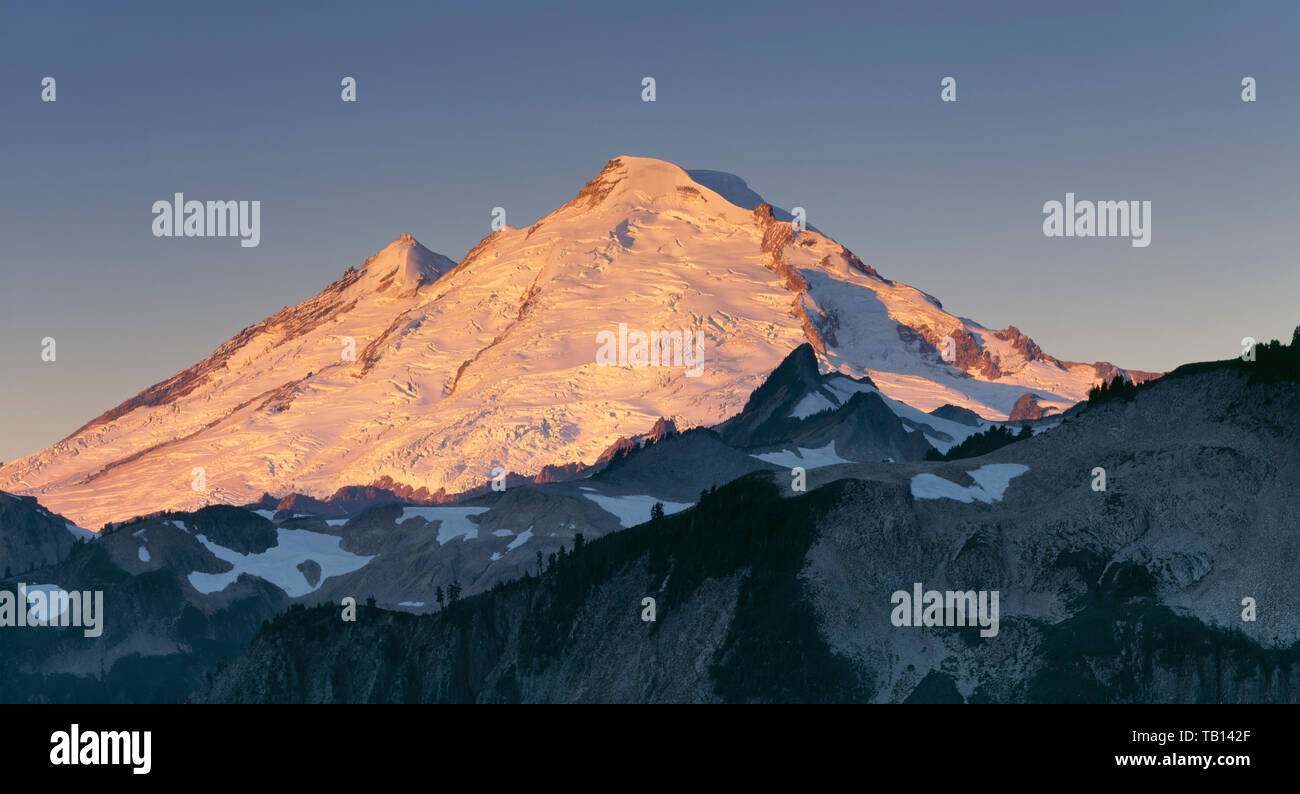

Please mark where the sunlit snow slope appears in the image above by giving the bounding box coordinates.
[1,157,1154,527]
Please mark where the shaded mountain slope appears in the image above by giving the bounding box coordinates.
[200,333,1300,703]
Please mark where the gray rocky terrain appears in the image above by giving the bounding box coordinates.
[197,338,1300,702]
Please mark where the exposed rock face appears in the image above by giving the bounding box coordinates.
[1009,393,1051,421]
[929,404,983,426]
[1094,361,1164,386]
[716,344,828,447]
[594,418,680,467]
[993,326,1050,364]
[187,506,277,555]
[775,391,935,463]
[917,325,1002,378]
[296,559,322,588]
[269,485,411,518]
[0,491,85,575]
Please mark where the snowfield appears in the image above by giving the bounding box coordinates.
[188,528,374,597]
[505,527,534,551]
[752,441,853,470]
[397,506,491,545]
[582,493,693,528]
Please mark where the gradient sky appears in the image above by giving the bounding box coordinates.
[2,0,1298,463]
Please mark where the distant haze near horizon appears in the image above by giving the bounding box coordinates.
[2,0,1298,463]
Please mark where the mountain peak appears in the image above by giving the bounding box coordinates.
[563,156,811,230]
[2,157,1155,528]
[358,234,454,296]
[565,156,704,211]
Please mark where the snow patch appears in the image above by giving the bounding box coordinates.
[66,523,98,541]
[582,493,692,528]
[188,528,374,597]
[910,464,1030,504]
[505,528,534,551]
[966,464,1031,501]
[397,506,491,545]
[751,441,853,470]
[790,392,835,419]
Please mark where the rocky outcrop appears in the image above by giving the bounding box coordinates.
[1009,393,1051,421]
[0,491,85,575]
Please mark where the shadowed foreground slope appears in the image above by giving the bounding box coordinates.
[202,333,1300,703]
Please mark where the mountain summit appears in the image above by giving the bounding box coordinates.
[1,156,1152,527]
[358,234,452,296]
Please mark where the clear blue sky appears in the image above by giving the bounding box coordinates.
[2,0,1298,463]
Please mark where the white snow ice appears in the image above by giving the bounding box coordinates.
[751,441,853,470]
[910,464,1030,504]
[505,528,534,551]
[65,522,98,541]
[3,158,1106,530]
[188,528,375,597]
[582,493,693,528]
[398,506,491,545]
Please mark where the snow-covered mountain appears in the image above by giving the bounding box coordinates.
[0,156,1154,528]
